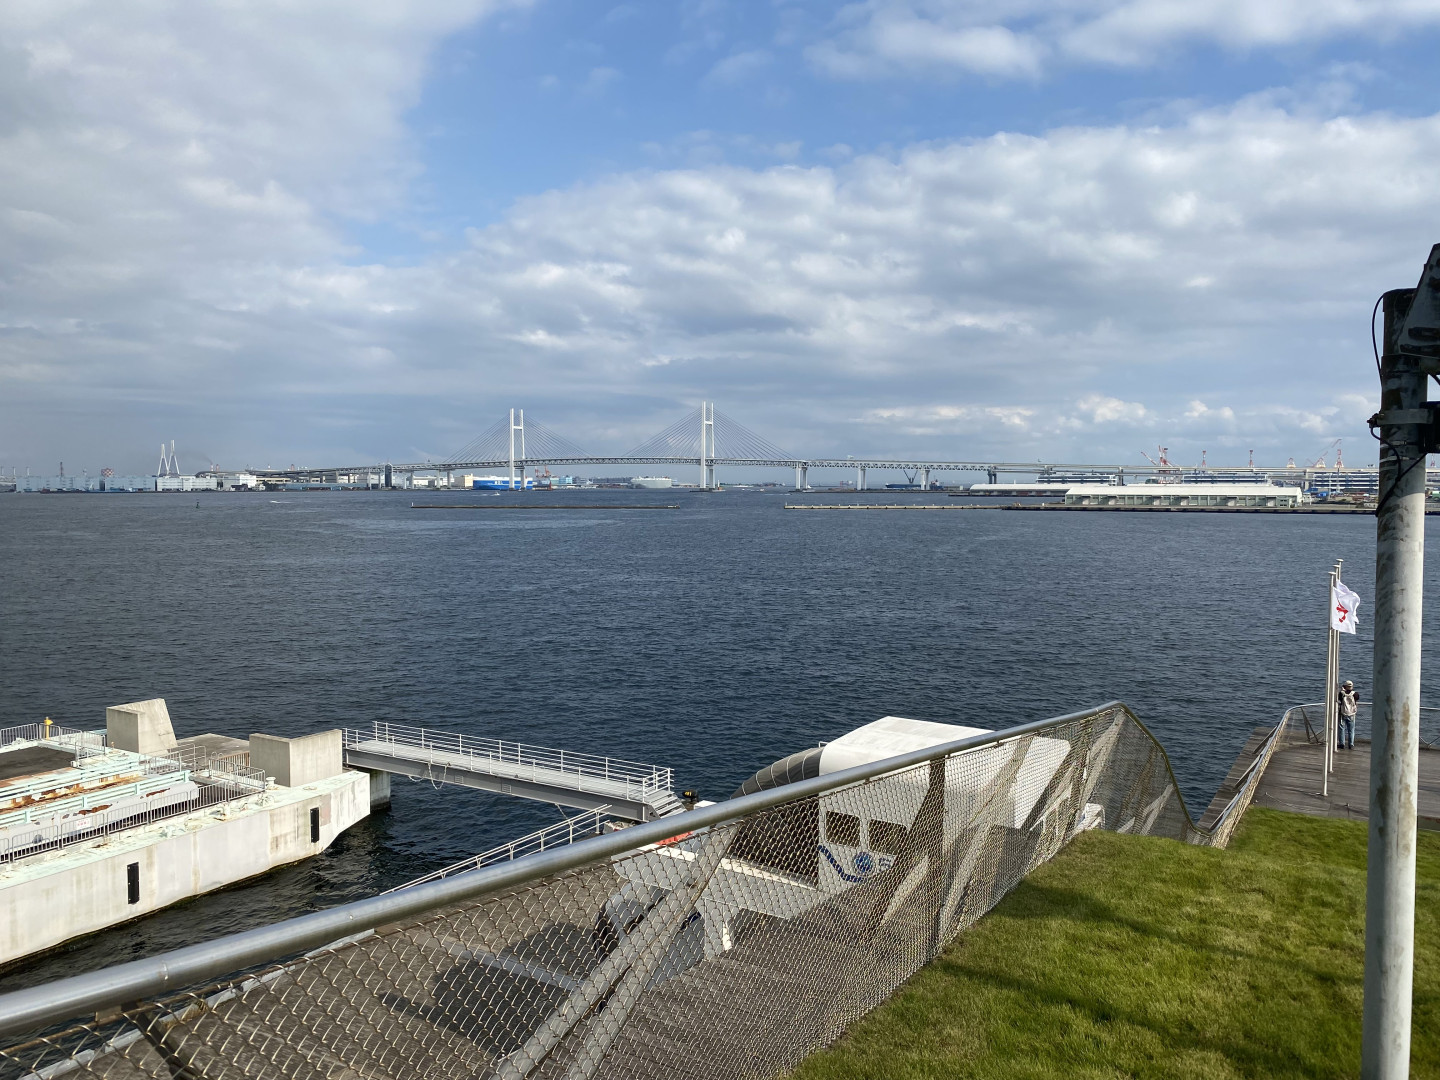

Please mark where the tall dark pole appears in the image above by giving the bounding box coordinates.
[1363,275,1427,1079]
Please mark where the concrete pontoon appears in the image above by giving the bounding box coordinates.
[0,700,372,966]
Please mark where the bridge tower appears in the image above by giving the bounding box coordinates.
[699,402,715,489]
[856,465,867,491]
[509,409,526,491]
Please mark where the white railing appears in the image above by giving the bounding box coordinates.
[388,806,618,893]
[0,722,107,760]
[0,773,268,864]
[1199,709,1290,845]
[342,722,675,805]
[0,733,267,864]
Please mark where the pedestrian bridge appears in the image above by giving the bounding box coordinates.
[341,723,682,821]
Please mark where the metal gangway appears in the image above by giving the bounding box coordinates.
[341,723,682,822]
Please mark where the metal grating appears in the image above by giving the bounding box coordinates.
[0,702,1268,1080]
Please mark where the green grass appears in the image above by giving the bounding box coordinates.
[789,810,1440,1080]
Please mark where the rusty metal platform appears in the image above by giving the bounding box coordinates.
[0,745,75,783]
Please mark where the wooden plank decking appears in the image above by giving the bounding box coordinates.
[1250,735,1440,831]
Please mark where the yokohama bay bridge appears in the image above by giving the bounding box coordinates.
[242,402,1375,491]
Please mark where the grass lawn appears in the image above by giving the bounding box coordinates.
[789,809,1440,1079]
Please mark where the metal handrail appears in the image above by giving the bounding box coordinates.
[0,700,1214,1037]
[387,805,617,893]
[0,725,107,762]
[0,739,265,864]
[342,724,673,799]
[1200,710,1290,843]
[1284,701,1440,749]
[0,774,268,864]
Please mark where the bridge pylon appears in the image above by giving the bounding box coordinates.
[700,401,715,489]
[509,408,526,491]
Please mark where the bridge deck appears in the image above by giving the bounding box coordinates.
[341,726,679,822]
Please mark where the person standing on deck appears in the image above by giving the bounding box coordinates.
[1337,680,1358,750]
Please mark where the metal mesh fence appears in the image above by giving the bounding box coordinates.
[0,703,1257,1080]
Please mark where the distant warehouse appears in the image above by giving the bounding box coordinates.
[1063,484,1305,508]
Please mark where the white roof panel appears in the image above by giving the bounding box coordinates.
[819,716,991,775]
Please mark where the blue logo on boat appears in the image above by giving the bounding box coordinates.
[853,851,874,876]
[818,844,868,882]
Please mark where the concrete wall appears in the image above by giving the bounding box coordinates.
[0,772,370,965]
[250,730,342,787]
[362,768,391,810]
[106,699,177,755]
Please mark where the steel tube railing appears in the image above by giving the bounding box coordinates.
[387,806,616,893]
[0,777,270,865]
[0,701,1170,1038]
[342,725,671,794]
[1284,701,1440,750]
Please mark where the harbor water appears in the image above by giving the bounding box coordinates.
[0,488,1426,989]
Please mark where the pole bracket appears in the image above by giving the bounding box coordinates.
[1368,403,1440,453]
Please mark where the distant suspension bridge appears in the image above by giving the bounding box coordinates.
[243,403,1375,491]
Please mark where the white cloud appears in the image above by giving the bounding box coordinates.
[580,66,622,94]
[810,15,1044,78]
[0,4,1428,469]
[852,393,1372,466]
[704,49,774,86]
[1184,399,1233,422]
[860,403,1039,435]
[810,0,1440,79]
[1079,394,1148,424]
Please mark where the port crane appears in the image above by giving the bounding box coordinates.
[1308,438,1343,469]
[1139,446,1181,483]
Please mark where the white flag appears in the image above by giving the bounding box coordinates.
[1331,581,1361,635]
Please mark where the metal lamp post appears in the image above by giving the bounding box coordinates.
[1363,244,1440,1079]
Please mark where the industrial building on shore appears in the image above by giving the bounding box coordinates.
[1061,483,1306,508]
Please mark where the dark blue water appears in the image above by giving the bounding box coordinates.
[0,489,1425,988]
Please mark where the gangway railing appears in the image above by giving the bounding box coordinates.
[0,701,1273,1079]
[387,806,617,893]
[342,723,675,809]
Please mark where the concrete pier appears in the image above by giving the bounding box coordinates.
[0,701,372,966]
[0,768,369,965]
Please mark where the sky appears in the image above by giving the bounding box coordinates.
[4,0,1440,477]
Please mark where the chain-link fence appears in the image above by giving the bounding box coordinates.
[0,702,1271,1080]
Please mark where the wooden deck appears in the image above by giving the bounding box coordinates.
[1250,734,1440,831]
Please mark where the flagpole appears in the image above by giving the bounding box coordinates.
[1334,560,1345,774]
[1325,566,1337,796]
